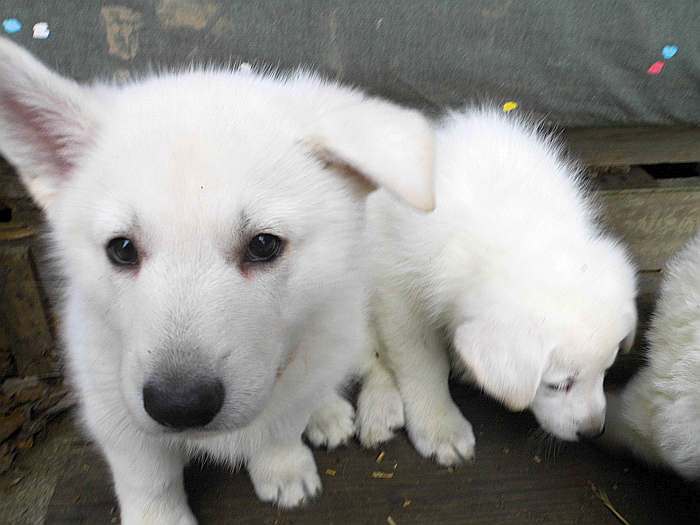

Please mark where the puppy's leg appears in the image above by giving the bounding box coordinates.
[356,347,405,448]
[378,294,475,466]
[101,436,195,525]
[305,391,356,450]
[247,439,322,508]
[245,298,365,507]
[605,376,700,478]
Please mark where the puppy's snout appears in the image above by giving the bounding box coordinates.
[576,423,606,440]
[143,375,224,430]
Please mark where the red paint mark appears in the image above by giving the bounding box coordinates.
[647,61,665,75]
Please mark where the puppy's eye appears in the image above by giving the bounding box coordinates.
[245,233,283,263]
[106,237,139,266]
[546,378,574,393]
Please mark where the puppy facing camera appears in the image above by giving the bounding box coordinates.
[0,37,434,523]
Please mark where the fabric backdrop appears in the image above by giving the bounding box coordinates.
[1,0,698,127]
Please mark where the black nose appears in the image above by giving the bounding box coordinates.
[577,424,606,441]
[143,376,225,430]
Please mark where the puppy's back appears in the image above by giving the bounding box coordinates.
[367,108,603,305]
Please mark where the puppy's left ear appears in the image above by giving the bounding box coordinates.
[308,98,435,211]
[453,317,550,411]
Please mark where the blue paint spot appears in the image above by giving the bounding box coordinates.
[2,18,22,34]
[662,45,678,59]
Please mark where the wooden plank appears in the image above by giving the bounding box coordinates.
[598,186,700,271]
[46,387,699,524]
[565,127,700,166]
[0,244,55,376]
[1,129,699,187]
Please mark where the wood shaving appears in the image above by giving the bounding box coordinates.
[386,516,397,525]
[324,468,336,477]
[589,482,631,525]
[376,451,385,463]
[371,471,394,479]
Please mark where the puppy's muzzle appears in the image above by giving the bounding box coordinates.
[143,374,225,430]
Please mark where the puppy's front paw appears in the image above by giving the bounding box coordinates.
[407,406,475,466]
[248,444,321,508]
[305,396,355,450]
[356,379,405,448]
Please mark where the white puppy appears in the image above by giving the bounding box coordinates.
[357,109,638,466]
[605,231,700,480]
[0,39,434,523]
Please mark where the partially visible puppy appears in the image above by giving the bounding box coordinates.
[357,109,638,466]
[605,231,700,480]
[0,38,434,523]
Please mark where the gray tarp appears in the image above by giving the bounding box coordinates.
[1,0,699,127]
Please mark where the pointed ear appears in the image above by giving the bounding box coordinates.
[0,38,100,209]
[307,97,435,211]
[620,308,638,353]
[454,318,550,411]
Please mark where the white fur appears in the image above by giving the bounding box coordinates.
[356,109,638,464]
[0,38,434,523]
[605,231,700,480]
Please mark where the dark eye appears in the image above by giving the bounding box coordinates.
[245,233,283,263]
[106,237,139,266]
[546,378,574,393]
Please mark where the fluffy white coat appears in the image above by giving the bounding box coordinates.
[606,231,700,480]
[0,38,434,523]
[357,109,638,465]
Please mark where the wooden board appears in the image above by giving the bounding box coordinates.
[600,186,700,271]
[46,386,699,525]
[8,143,700,524]
[0,244,55,376]
[599,183,700,338]
[565,127,700,166]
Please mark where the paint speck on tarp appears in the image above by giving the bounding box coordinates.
[32,22,50,39]
[2,18,22,34]
[662,45,678,60]
[647,61,665,75]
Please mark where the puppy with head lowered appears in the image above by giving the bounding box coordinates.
[356,109,637,466]
[0,39,434,523]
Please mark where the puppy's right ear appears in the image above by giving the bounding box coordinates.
[0,38,101,209]
[308,97,435,211]
[454,317,550,412]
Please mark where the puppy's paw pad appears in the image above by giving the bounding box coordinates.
[408,409,475,467]
[249,445,321,508]
[305,397,355,450]
[356,383,405,448]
